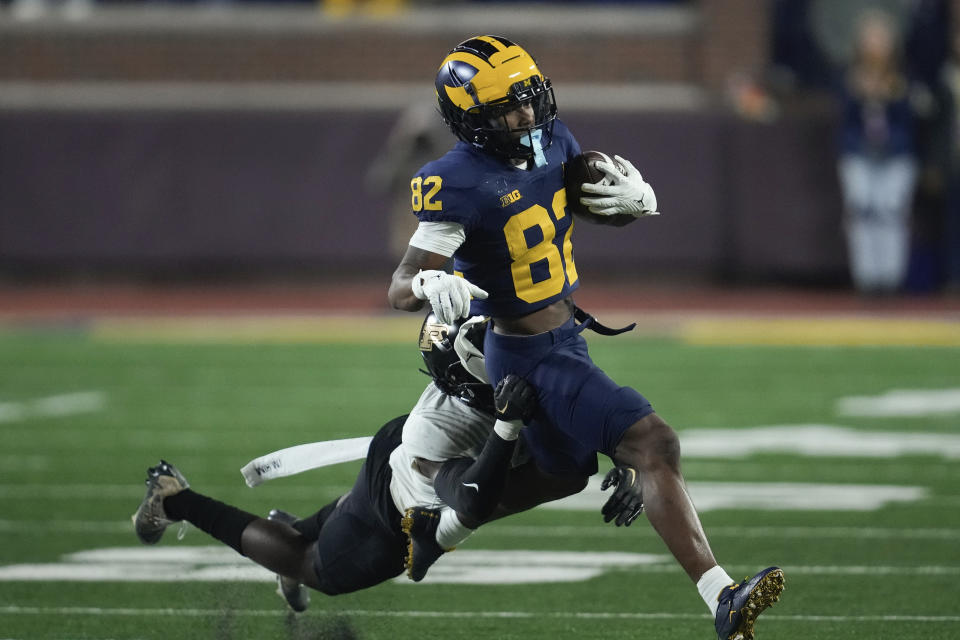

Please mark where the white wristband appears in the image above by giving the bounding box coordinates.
[411,270,428,300]
[493,419,523,441]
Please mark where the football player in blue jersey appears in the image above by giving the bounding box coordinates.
[387,35,784,640]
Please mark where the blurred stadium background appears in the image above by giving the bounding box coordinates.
[2,2,960,639]
[1,0,959,296]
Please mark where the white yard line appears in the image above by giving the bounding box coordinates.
[836,388,960,417]
[0,392,106,423]
[677,425,960,459]
[0,546,957,582]
[545,478,928,512]
[765,565,960,576]
[0,484,352,500]
[0,605,957,624]
[2,519,958,541]
[481,524,960,540]
[0,520,132,533]
[618,565,960,576]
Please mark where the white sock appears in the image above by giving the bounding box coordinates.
[697,565,735,616]
[434,506,474,549]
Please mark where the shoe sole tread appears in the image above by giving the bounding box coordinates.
[400,508,444,582]
[730,568,785,640]
[132,462,188,545]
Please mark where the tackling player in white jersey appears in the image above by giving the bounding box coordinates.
[132,313,598,611]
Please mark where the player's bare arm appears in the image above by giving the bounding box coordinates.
[387,245,449,311]
[389,244,488,325]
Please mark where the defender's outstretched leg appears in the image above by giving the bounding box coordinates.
[132,460,322,593]
[266,509,311,612]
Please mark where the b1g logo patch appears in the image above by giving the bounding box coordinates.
[500,189,522,207]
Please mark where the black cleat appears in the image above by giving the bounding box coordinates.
[131,460,189,545]
[400,507,449,582]
[267,509,310,613]
[715,566,785,640]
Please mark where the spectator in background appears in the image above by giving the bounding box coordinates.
[940,30,960,290]
[902,0,952,292]
[769,0,837,93]
[837,8,917,296]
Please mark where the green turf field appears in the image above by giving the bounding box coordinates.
[1,321,958,639]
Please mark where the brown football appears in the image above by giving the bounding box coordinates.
[563,151,630,225]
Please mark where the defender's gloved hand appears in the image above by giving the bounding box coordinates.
[580,155,659,218]
[411,270,488,325]
[600,465,645,526]
[492,374,539,440]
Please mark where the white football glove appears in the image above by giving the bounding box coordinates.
[411,270,488,325]
[580,155,659,218]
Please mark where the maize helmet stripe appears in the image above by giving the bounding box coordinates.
[440,53,544,105]
[456,37,503,62]
[487,35,516,48]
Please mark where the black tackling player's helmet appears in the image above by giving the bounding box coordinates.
[435,35,557,162]
[419,312,494,413]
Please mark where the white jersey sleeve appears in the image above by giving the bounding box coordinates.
[402,383,493,461]
[408,221,466,258]
[387,383,493,513]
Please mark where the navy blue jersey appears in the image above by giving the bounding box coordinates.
[412,120,582,318]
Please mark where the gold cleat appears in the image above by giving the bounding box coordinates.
[715,567,785,640]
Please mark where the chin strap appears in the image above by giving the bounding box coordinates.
[521,129,548,167]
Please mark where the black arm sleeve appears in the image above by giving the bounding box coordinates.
[432,429,516,523]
